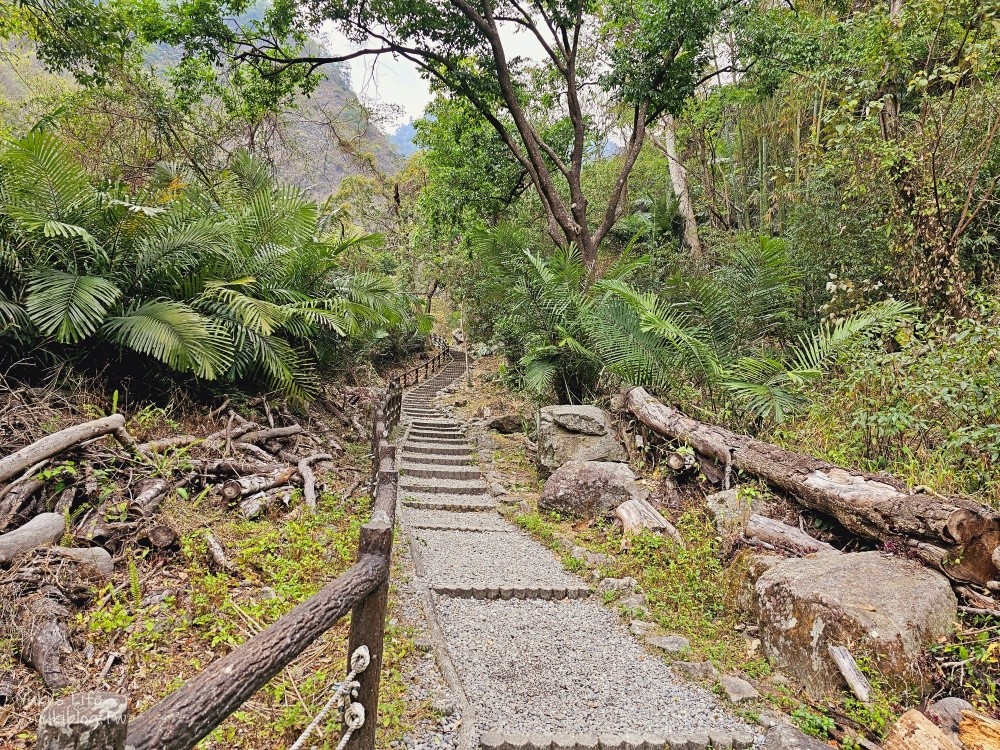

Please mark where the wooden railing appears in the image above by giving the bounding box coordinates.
[34,346,455,750]
[389,336,452,390]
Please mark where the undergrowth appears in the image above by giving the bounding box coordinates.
[69,489,421,749]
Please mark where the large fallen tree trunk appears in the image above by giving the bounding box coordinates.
[0,415,140,484]
[624,386,1000,585]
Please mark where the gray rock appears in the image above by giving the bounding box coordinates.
[674,661,718,680]
[755,551,957,698]
[598,577,639,597]
[571,545,609,567]
[687,734,709,750]
[537,406,627,475]
[764,724,830,750]
[718,675,759,703]
[646,635,690,653]
[924,696,973,737]
[489,482,509,497]
[619,594,649,615]
[540,461,645,519]
[630,619,655,637]
[707,731,732,750]
[730,732,754,750]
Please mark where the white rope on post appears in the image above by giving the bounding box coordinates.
[287,645,370,750]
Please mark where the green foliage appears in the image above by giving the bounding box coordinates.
[775,297,1000,505]
[791,706,835,739]
[470,225,913,422]
[0,133,412,396]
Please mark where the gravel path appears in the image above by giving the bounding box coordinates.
[436,598,755,738]
[413,528,582,590]
[396,364,763,748]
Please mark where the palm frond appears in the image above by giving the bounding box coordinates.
[25,270,121,343]
[102,300,234,379]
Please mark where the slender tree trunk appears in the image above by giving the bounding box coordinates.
[654,118,702,259]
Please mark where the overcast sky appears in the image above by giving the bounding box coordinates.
[320,24,545,130]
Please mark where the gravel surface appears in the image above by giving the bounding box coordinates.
[436,598,758,738]
[412,529,581,590]
[406,510,515,531]
[391,536,462,750]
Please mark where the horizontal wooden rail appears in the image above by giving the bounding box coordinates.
[36,369,421,749]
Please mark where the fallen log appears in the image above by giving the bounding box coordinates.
[220,466,299,502]
[297,453,332,510]
[132,479,170,517]
[7,547,113,599]
[240,425,302,444]
[614,497,684,545]
[193,459,276,476]
[0,513,65,564]
[239,488,290,520]
[0,415,139,484]
[960,710,1000,750]
[885,709,961,750]
[624,386,1000,585]
[204,530,233,572]
[138,434,199,453]
[19,590,73,691]
[0,477,45,530]
[745,514,837,555]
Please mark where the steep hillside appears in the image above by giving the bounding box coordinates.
[0,45,401,197]
[271,63,402,198]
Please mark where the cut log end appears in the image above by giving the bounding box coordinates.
[37,691,128,750]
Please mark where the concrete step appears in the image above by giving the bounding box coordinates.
[433,584,591,601]
[400,463,482,480]
[411,527,585,594]
[405,434,470,444]
[409,430,466,441]
[399,477,488,495]
[404,444,473,457]
[405,509,512,532]
[402,497,497,511]
[400,453,474,467]
[409,419,460,429]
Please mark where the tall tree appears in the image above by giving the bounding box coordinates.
[18,0,721,268]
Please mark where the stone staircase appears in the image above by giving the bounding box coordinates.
[396,358,761,750]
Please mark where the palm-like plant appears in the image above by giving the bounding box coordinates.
[0,133,410,397]
[473,225,915,421]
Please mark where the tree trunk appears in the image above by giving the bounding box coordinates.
[220,466,299,502]
[36,692,129,750]
[0,416,129,484]
[657,117,702,258]
[624,386,1000,584]
[960,710,1000,750]
[744,514,837,555]
[20,592,73,691]
[0,513,65,564]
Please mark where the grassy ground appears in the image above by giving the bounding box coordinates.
[2,402,434,748]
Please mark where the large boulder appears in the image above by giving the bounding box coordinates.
[539,460,644,519]
[536,405,626,475]
[755,551,957,698]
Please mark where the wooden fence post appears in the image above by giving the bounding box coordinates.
[37,692,128,750]
[345,518,393,750]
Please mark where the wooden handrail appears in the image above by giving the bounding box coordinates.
[36,366,425,749]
